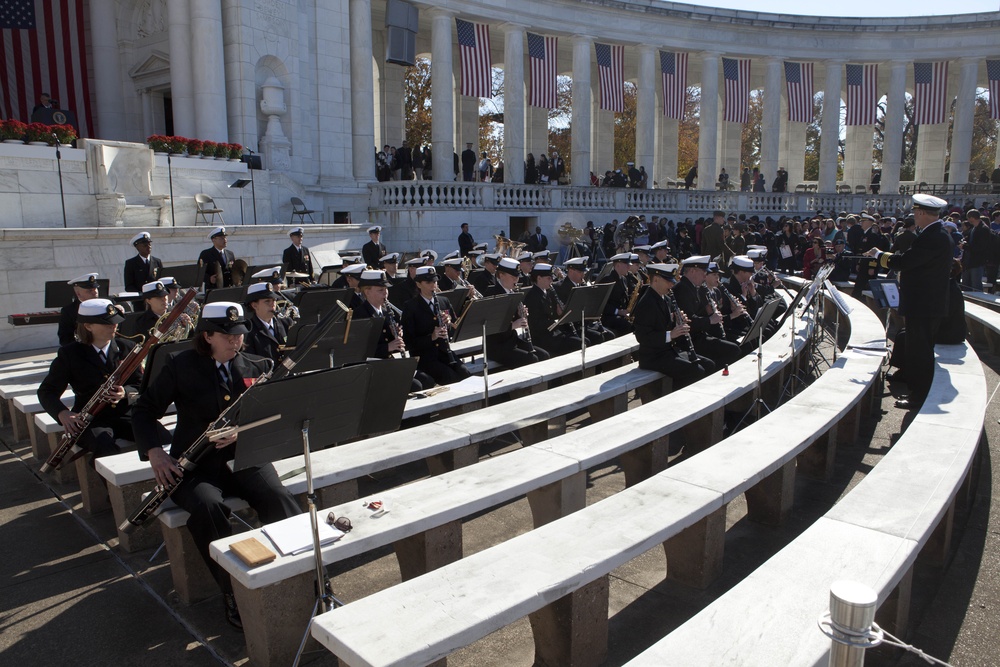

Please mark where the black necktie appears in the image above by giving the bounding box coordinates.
[218,364,232,390]
[98,349,108,367]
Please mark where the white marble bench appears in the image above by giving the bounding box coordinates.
[303,291,884,667]
[626,342,985,666]
[963,300,1000,354]
[210,305,813,665]
[0,371,48,429]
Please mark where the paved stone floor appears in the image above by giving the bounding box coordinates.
[0,339,997,666]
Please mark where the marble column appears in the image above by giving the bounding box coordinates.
[503,24,526,184]
[949,58,979,186]
[635,46,656,184]
[430,10,455,181]
[88,0,126,140]
[843,125,873,191]
[571,35,593,187]
[697,53,720,191]
[167,0,195,138]
[373,31,406,150]
[190,0,229,141]
[717,101,742,187]
[141,90,153,138]
[760,57,783,187]
[350,0,375,181]
[915,123,949,185]
[527,105,548,160]
[818,61,843,193]
[657,116,679,186]
[591,62,614,177]
[880,61,908,195]
[783,121,807,189]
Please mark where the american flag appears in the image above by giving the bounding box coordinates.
[456,18,492,98]
[913,61,949,126]
[784,61,814,123]
[986,60,1000,120]
[595,42,624,113]
[722,57,750,124]
[660,51,688,120]
[0,0,94,136]
[845,64,877,126]
[527,33,557,109]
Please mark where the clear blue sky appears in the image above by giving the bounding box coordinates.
[675,0,997,17]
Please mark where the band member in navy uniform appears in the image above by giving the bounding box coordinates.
[132,302,300,630]
[243,282,288,363]
[361,225,387,268]
[388,258,423,308]
[58,273,102,346]
[524,263,582,356]
[198,227,235,290]
[598,253,635,336]
[281,227,314,284]
[123,280,172,339]
[401,267,472,384]
[339,263,366,310]
[379,252,402,283]
[470,253,502,295]
[438,256,468,291]
[631,263,714,389]
[555,256,615,344]
[39,298,150,458]
[865,194,953,409]
[331,256,362,289]
[482,258,550,368]
[123,232,163,309]
[516,252,535,288]
[673,255,743,368]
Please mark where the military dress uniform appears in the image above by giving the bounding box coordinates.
[672,268,742,368]
[523,268,582,357]
[598,254,634,336]
[58,273,102,346]
[282,239,314,285]
[400,282,471,385]
[481,259,550,369]
[243,314,288,364]
[198,227,236,290]
[362,225,387,268]
[123,232,163,310]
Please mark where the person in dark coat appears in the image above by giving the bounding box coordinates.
[243,282,289,363]
[961,209,991,291]
[121,280,172,340]
[631,263,714,389]
[133,301,300,630]
[482,258,550,368]
[458,223,476,258]
[525,226,549,253]
[866,194,954,409]
[400,267,472,384]
[525,153,538,185]
[198,226,235,290]
[598,253,635,336]
[123,232,163,309]
[38,298,148,458]
[361,225,387,269]
[672,256,743,369]
[281,227,314,284]
[523,263,582,357]
[58,273,102,346]
[851,214,890,299]
[461,142,476,181]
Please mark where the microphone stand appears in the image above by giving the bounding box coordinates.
[52,134,67,228]
[246,147,258,225]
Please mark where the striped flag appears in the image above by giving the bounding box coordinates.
[722,57,750,124]
[913,61,949,125]
[527,33,557,109]
[456,18,492,98]
[986,60,1000,120]
[660,51,688,120]
[0,0,94,136]
[595,42,624,113]
[845,64,877,126]
[784,61,814,123]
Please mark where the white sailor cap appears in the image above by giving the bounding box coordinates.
[141,281,168,298]
[379,252,401,264]
[646,263,679,282]
[246,282,276,301]
[497,257,520,276]
[131,231,152,246]
[77,298,125,324]
[564,256,589,269]
[860,213,875,222]
[482,253,503,265]
[251,266,283,283]
[198,302,249,334]
[681,255,711,269]
[421,249,438,263]
[289,227,304,236]
[530,263,553,277]
[404,257,426,267]
[632,245,651,254]
[912,193,947,211]
[340,254,362,264]
[443,250,460,261]
[160,277,179,289]
[414,266,439,282]
[532,251,552,261]
[367,225,382,234]
[629,253,640,262]
[359,269,392,287]
[442,257,464,268]
[473,242,489,251]
[517,251,533,262]
[747,249,767,261]
[747,245,767,252]
[209,226,227,239]
[730,255,754,271]
[68,272,100,288]
[609,252,632,263]
[341,263,366,276]
[707,262,721,274]
[650,240,670,251]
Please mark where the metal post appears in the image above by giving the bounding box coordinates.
[828,580,878,667]
[54,140,68,228]
[167,153,176,227]
[482,321,489,406]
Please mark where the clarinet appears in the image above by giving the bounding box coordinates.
[384,304,408,358]
[719,285,753,327]
[119,303,348,534]
[668,295,697,362]
[517,302,533,345]
[41,289,198,473]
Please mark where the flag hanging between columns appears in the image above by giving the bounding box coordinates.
[913,61,949,125]
[660,51,687,120]
[527,33,557,109]
[845,64,877,126]
[784,61,813,123]
[722,57,750,124]
[456,18,492,98]
[595,43,624,113]
[0,0,94,136]
[987,60,1000,120]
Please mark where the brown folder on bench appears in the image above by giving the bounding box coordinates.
[230,537,277,567]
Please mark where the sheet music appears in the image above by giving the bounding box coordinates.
[881,282,900,308]
[261,512,345,556]
[824,280,853,315]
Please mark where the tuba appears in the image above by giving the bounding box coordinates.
[154,288,200,342]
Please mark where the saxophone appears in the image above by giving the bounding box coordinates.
[625,277,644,323]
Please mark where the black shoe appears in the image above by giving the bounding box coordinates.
[223,593,244,631]
[886,371,908,382]
[894,397,920,410]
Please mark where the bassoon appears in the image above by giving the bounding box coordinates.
[118,302,348,534]
[40,289,198,473]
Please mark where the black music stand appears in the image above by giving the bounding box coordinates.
[283,318,379,373]
[295,288,353,323]
[140,340,194,393]
[437,287,470,316]
[356,357,420,437]
[161,264,206,294]
[229,178,252,226]
[205,285,247,304]
[734,297,784,430]
[45,279,111,308]
[557,284,613,372]
[452,293,524,404]
[240,152,262,225]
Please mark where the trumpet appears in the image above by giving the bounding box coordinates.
[275,292,300,320]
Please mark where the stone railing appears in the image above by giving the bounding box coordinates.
[370,182,914,216]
